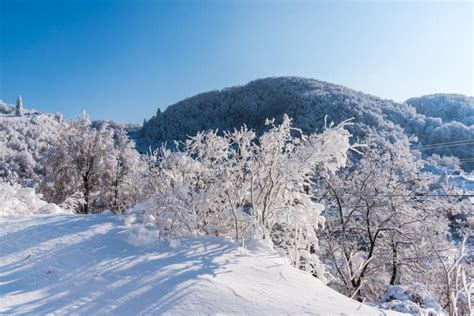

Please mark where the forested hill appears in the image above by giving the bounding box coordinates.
[137,77,474,169]
[406,93,474,125]
[138,77,407,146]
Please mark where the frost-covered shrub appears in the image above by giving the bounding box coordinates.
[140,115,353,275]
[0,100,14,114]
[0,181,66,215]
[376,283,444,315]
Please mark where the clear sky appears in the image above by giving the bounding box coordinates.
[1,0,472,123]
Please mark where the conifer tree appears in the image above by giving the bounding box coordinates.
[16,96,23,116]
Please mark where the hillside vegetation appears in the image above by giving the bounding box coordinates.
[138,77,474,169]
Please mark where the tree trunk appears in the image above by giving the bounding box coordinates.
[389,242,399,285]
[83,180,90,214]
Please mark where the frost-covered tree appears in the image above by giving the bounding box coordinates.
[0,111,64,186]
[317,136,456,303]
[15,96,23,116]
[44,113,115,213]
[43,113,147,213]
[109,127,147,211]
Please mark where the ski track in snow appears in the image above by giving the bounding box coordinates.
[0,215,400,315]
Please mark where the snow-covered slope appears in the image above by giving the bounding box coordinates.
[0,215,396,315]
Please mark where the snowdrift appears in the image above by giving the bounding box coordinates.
[0,215,398,315]
[0,182,67,215]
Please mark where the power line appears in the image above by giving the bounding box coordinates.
[413,142,474,151]
[412,139,474,150]
[315,193,474,198]
[348,139,474,157]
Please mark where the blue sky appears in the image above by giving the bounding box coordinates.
[1,0,472,123]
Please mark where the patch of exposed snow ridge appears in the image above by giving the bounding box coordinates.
[0,215,399,315]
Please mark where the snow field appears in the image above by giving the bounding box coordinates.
[0,215,397,315]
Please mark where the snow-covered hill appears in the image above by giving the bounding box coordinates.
[0,215,397,315]
[406,94,474,126]
[137,77,474,170]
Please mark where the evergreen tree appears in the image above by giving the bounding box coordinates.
[16,96,23,116]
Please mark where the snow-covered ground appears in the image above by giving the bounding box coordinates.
[0,214,397,315]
